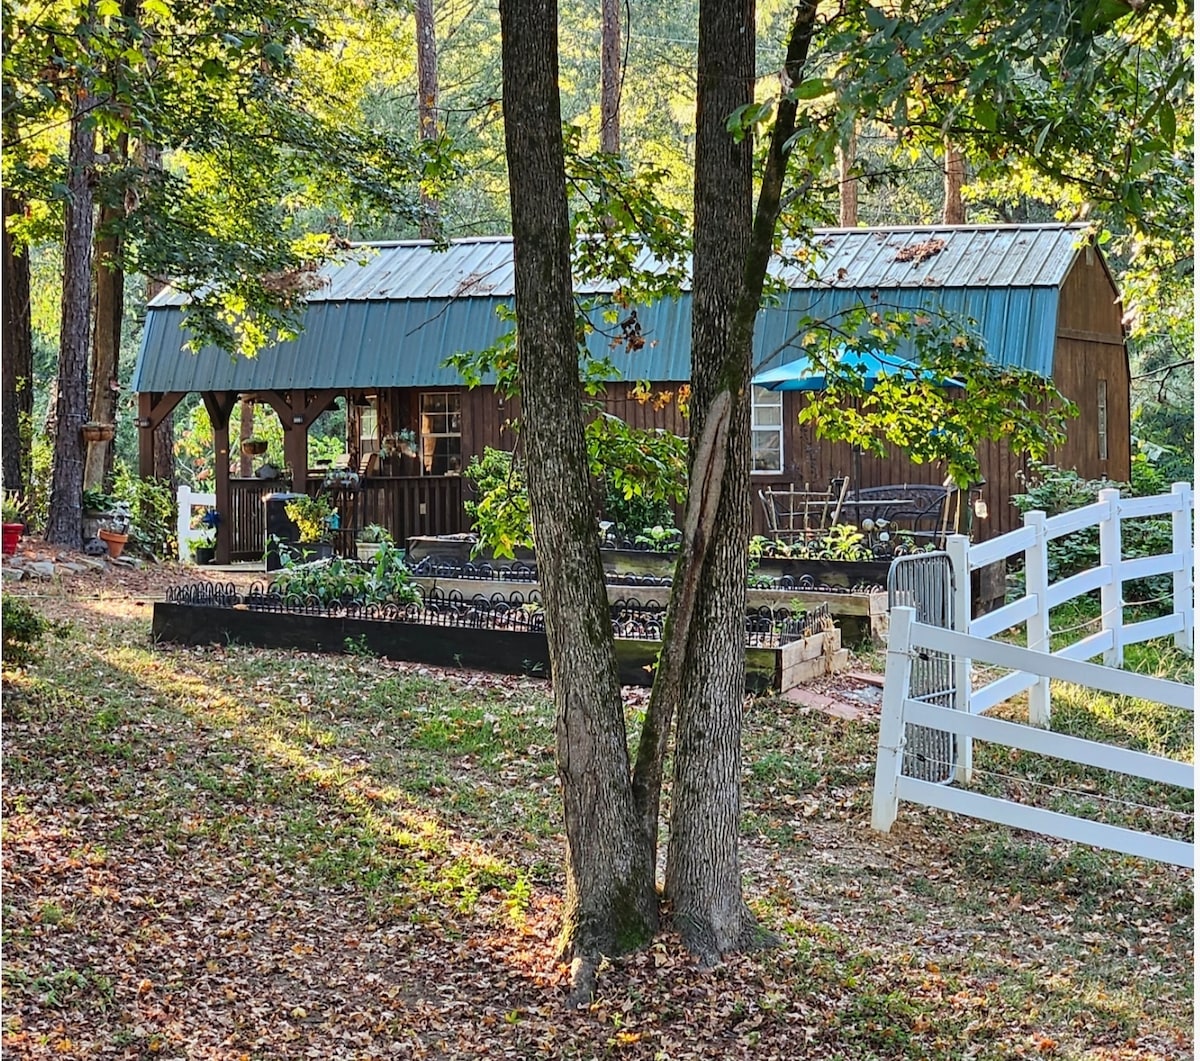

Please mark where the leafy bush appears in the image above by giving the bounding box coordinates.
[271,543,420,607]
[1011,462,1177,612]
[112,471,177,560]
[602,476,675,537]
[463,448,533,559]
[2,594,67,669]
[284,494,337,543]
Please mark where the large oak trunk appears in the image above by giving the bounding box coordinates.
[499,0,657,973]
[45,98,96,546]
[661,0,759,961]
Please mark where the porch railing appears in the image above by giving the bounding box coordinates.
[227,475,466,558]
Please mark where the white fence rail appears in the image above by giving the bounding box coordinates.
[873,484,1195,866]
[177,485,216,562]
[872,608,1195,868]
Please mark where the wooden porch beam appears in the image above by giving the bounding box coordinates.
[136,391,187,478]
[202,391,238,564]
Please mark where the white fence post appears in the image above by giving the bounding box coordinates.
[176,485,192,561]
[871,606,916,833]
[1024,510,1051,727]
[1171,481,1194,655]
[946,533,973,783]
[1098,487,1123,667]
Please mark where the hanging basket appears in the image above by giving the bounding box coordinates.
[241,439,268,457]
[81,422,116,443]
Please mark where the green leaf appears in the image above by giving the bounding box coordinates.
[792,78,832,101]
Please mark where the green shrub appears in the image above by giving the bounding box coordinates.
[2,595,67,669]
[271,543,420,607]
[463,448,533,558]
[112,470,177,560]
[602,474,675,537]
[1011,462,1177,613]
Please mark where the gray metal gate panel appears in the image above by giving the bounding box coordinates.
[888,552,956,784]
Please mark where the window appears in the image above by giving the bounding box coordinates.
[420,391,463,475]
[751,386,783,473]
[359,400,379,454]
[1097,379,1108,460]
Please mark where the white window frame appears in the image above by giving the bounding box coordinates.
[419,391,463,475]
[751,385,784,474]
[1097,379,1109,461]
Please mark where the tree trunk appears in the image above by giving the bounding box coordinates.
[600,0,621,155]
[85,138,128,491]
[45,95,96,546]
[415,0,440,239]
[2,188,34,497]
[143,144,176,487]
[837,123,857,226]
[499,0,657,981]
[943,137,965,224]
[660,0,818,963]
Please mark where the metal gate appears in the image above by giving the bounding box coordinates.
[888,552,956,784]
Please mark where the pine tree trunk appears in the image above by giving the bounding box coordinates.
[84,159,126,491]
[499,0,657,980]
[600,0,621,154]
[943,138,965,224]
[239,399,255,477]
[45,96,96,546]
[416,0,440,239]
[837,123,857,226]
[2,188,34,496]
[143,146,176,487]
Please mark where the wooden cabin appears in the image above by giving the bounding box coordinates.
[133,225,1130,562]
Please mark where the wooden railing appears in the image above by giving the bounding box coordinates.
[228,475,467,558]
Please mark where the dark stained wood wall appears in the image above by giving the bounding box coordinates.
[1049,249,1131,485]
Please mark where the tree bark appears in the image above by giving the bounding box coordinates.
[45,94,96,546]
[943,137,965,224]
[499,0,657,979]
[142,144,176,486]
[2,188,34,497]
[837,123,857,226]
[239,398,255,477]
[600,0,621,155]
[415,0,440,239]
[85,135,128,492]
[659,0,818,963]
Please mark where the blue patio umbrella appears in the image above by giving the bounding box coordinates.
[751,347,964,391]
[751,347,964,503]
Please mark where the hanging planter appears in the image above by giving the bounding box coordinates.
[241,438,268,457]
[81,421,116,443]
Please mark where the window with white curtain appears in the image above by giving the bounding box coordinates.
[751,386,783,473]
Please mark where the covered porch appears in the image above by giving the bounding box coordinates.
[138,386,469,563]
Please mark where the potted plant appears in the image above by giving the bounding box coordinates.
[191,508,220,564]
[356,523,393,561]
[241,437,268,457]
[381,429,417,460]
[97,503,132,559]
[2,493,26,556]
[283,494,337,561]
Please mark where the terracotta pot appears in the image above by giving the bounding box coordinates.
[97,528,128,559]
[81,423,116,443]
[2,522,24,557]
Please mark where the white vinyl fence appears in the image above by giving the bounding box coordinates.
[177,485,216,561]
[873,483,1195,867]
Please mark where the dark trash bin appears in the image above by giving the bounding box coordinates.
[264,492,303,571]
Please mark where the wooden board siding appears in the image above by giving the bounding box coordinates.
[1050,250,1131,485]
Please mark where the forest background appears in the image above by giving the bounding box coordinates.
[1,0,1193,525]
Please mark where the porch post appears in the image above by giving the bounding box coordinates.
[203,392,236,564]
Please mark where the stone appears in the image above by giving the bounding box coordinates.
[28,562,57,580]
[1,567,25,581]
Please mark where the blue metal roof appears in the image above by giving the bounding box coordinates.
[133,224,1098,392]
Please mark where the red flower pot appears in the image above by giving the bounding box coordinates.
[2,522,24,556]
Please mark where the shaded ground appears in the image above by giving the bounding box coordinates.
[2,549,1192,1059]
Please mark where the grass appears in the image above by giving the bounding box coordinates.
[0,588,1193,1060]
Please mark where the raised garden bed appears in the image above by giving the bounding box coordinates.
[152,583,849,693]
